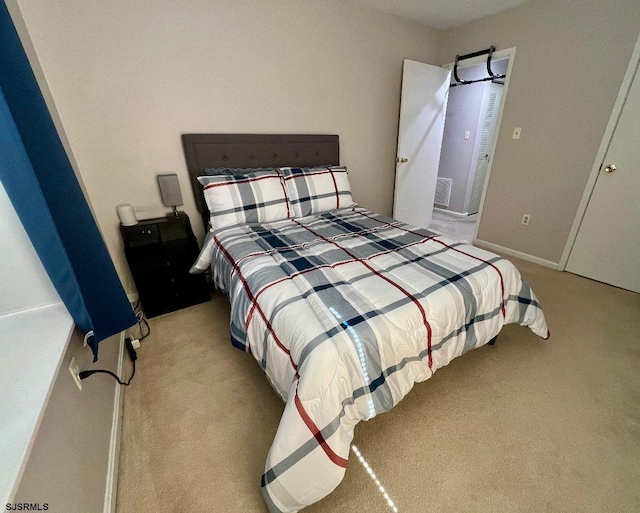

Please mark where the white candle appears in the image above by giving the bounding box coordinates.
[117,204,138,226]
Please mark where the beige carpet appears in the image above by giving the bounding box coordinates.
[429,211,477,242]
[116,258,640,513]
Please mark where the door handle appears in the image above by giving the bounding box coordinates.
[604,163,616,173]
[395,157,409,163]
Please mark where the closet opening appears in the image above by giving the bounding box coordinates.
[429,51,513,242]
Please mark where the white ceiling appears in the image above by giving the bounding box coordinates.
[349,0,529,30]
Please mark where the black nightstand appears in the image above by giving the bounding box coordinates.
[120,213,210,318]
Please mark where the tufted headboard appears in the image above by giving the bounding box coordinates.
[181,134,340,228]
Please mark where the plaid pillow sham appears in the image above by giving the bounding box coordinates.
[198,171,290,229]
[279,166,355,217]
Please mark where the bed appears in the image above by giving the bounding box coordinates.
[182,134,549,513]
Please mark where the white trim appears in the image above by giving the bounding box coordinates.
[474,239,558,270]
[432,207,471,218]
[441,47,517,243]
[103,331,126,513]
[558,33,640,271]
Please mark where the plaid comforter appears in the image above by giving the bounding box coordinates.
[192,207,549,513]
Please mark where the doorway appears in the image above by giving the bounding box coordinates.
[429,55,512,242]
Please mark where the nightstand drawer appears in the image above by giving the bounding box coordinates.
[132,267,208,318]
[120,213,210,318]
[130,250,194,274]
[122,225,161,249]
[159,221,190,251]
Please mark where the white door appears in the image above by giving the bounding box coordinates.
[468,83,503,214]
[565,61,640,293]
[393,60,450,228]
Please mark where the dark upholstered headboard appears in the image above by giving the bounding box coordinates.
[181,134,340,228]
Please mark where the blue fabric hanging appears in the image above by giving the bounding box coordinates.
[0,2,137,360]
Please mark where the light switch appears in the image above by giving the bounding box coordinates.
[464,131,470,140]
[512,127,522,139]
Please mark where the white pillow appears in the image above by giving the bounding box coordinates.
[198,171,291,229]
[279,166,355,217]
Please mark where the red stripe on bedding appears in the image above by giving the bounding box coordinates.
[203,174,281,190]
[329,169,339,209]
[277,172,291,218]
[281,168,347,181]
[213,235,298,370]
[294,392,348,468]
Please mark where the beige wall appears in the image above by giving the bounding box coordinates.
[441,0,640,263]
[14,330,122,512]
[14,0,640,277]
[14,0,442,295]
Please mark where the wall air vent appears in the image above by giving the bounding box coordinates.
[434,177,453,207]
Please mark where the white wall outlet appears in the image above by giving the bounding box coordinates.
[69,357,82,391]
[522,214,531,225]
[464,130,470,140]
[512,127,522,139]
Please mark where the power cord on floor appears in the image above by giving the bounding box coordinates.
[131,301,151,342]
[79,337,137,386]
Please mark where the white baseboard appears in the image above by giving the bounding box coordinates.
[433,207,472,218]
[473,239,559,270]
[103,331,126,513]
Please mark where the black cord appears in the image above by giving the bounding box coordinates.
[79,337,137,386]
[138,316,151,341]
[79,361,136,385]
[131,304,151,341]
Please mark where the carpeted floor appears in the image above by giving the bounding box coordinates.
[429,210,477,242]
[116,258,640,513]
